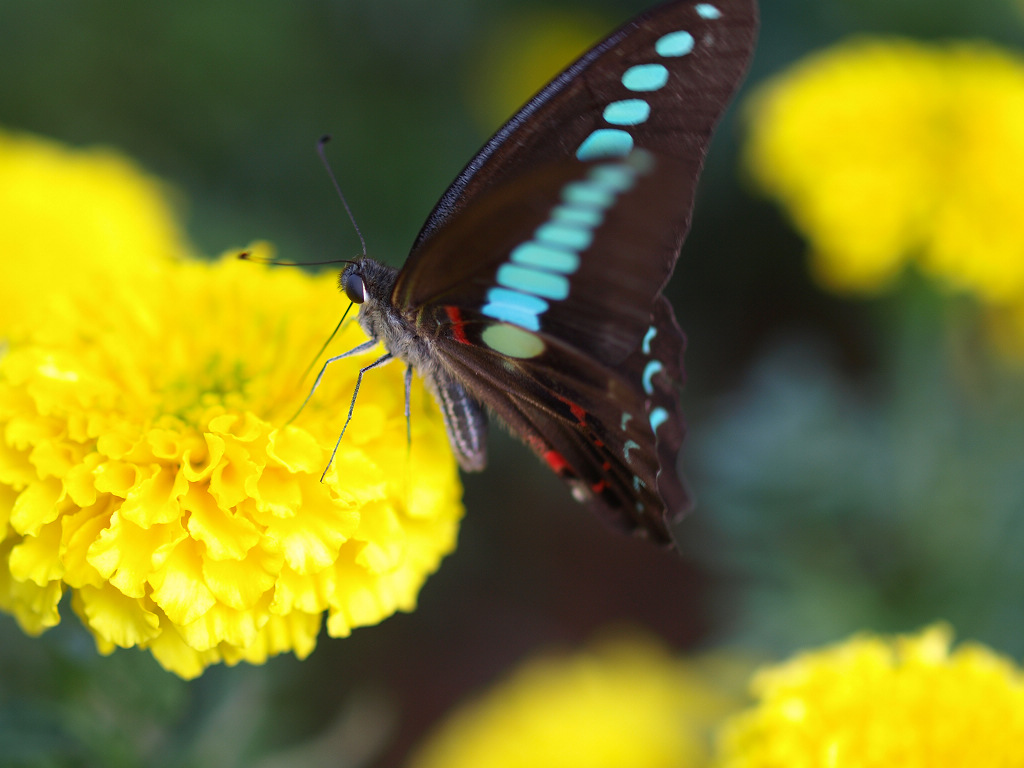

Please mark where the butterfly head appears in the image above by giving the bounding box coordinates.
[338,259,398,305]
[340,263,367,304]
[338,258,402,345]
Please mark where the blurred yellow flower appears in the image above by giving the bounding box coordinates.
[744,40,1024,304]
[0,129,188,336]
[717,625,1024,768]
[467,10,610,131]
[407,635,748,768]
[0,133,463,679]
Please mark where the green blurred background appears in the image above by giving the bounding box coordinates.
[3,0,1024,766]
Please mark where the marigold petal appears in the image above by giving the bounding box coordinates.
[8,520,63,585]
[59,501,113,589]
[146,538,216,625]
[119,464,188,527]
[352,501,405,573]
[208,440,262,510]
[0,538,63,635]
[72,583,161,648]
[0,435,35,489]
[148,617,223,681]
[181,433,221,483]
[184,486,262,560]
[262,492,360,575]
[220,611,322,665]
[203,545,282,610]
[93,460,140,498]
[10,478,64,536]
[178,591,274,652]
[63,452,102,507]
[269,566,331,616]
[266,426,322,474]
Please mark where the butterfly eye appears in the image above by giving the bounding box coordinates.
[344,272,366,304]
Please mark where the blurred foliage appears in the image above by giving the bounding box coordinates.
[2,0,1024,766]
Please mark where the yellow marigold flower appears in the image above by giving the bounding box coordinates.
[744,40,1024,303]
[717,624,1024,768]
[0,128,187,335]
[407,635,747,768]
[0,135,463,679]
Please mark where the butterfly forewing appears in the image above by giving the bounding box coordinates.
[396,152,692,363]
[409,0,758,251]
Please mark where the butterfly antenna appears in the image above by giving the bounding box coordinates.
[318,135,367,258]
[238,252,358,267]
[286,302,355,426]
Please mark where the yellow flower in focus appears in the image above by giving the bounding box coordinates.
[0,134,463,679]
[744,40,1024,303]
[407,636,747,768]
[0,129,188,335]
[717,625,1024,768]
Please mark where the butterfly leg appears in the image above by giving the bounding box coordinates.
[289,338,379,424]
[404,363,413,450]
[321,352,395,481]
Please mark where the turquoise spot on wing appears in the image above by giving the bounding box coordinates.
[535,223,593,254]
[603,99,651,126]
[552,205,604,229]
[621,412,633,431]
[649,407,669,432]
[576,128,634,161]
[623,439,640,461]
[589,164,637,192]
[655,31,695,57]
[633,476,647,491]
[497,264,570,300]
[481,323,545,358]
[695,3,721,19]
[642,360,663,394]
[481,288,547,331]
[510,242,580,274]
[642,325,657,354]
[562,181,615,208]
[622,64,669,92]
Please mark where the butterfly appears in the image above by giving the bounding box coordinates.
[327,0,757,545]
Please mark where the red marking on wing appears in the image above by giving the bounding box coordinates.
[556,394,588,425]
[569,402,587,424]
[591,479,609,494]
[543,450,569,475]
[444,305,471,345]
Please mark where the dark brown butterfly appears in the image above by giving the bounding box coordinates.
[325,0,758,545]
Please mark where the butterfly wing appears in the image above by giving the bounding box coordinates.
[408,0,758,251]
[422,296,686,544]
[389,0,757,540]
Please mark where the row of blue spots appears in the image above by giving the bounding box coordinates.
[575,3,722,162]
[481,158,644,336]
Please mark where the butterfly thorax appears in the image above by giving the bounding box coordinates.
[342,259,436,377]
[341,258,489,471]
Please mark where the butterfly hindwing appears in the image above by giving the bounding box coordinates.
[419,295,687,543]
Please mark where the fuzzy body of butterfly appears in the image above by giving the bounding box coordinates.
[323,0,757,546]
